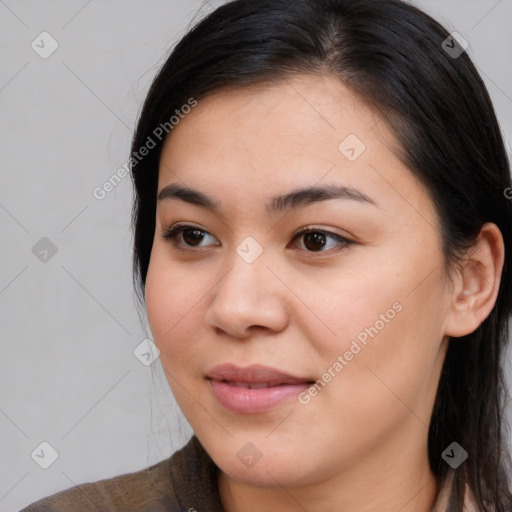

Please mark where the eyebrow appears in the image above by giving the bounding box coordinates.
[157,183,378,215]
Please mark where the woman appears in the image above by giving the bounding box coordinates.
[22,0,512,510]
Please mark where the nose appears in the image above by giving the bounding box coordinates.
[204,248,289,339]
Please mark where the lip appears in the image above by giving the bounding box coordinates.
[207,364,314,414]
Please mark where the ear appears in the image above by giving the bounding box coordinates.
[444,222,505,338]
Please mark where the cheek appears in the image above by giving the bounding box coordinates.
[317,275,446,429]
[302,269,405,355]
[145,251,212,376]
[145,252,203,358]
[145,262,174,342]
[145,258,209,426]
[310,247,447,393]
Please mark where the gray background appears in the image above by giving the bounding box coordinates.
[1,1,511,511]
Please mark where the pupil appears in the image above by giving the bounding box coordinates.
[304,232,326,251]
[183,229,204,246]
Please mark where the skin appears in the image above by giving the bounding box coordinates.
[144,74,504,512]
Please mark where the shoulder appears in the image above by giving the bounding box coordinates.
[20,436,224,512]
[20,457,171,512]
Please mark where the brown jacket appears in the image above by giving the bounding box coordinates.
[21,436,224,512]
[21,435,478,512]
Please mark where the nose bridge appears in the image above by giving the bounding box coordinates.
[222,234,271,291]
[206,238,289,336]
[218,240,274,307]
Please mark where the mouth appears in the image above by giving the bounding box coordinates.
[216,380,308,389]
[206,363,314,385]
[206,363,315,414]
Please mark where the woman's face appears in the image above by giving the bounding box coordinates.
[145,74,453,488]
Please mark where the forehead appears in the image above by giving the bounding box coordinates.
[157,74,437,227]
[162,74,389,160]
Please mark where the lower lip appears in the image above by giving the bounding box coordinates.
[209,379,310,414]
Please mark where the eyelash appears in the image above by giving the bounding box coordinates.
[160,224,354,254]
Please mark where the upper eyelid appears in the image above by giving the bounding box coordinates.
[163,223,349,237]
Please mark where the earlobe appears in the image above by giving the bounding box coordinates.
[444,223,504,338]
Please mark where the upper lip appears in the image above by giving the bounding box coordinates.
[207,364,313,385]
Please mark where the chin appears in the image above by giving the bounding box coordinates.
[218,459,306,488]
[208,439,320,489]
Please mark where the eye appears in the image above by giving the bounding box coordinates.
[160,224,219,249]
[160,224,354,253]
[290,226,354,253]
